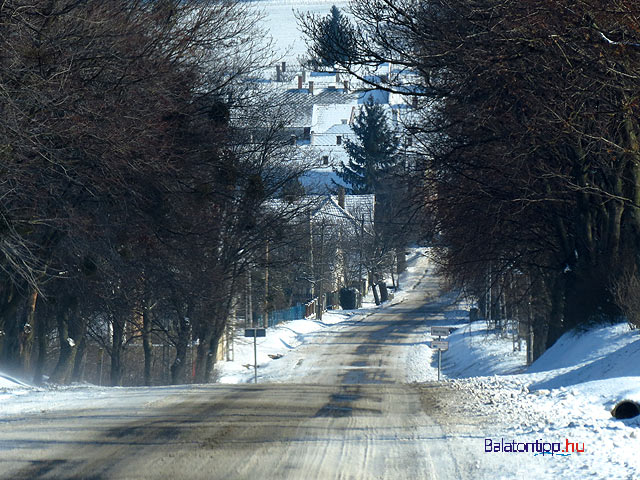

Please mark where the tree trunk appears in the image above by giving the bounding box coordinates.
[19,290,38,374]
[110,317,125,386]
[170,315,190,384]
[142,307,153,386]
[71,332,87,383]
[204,333,221,383]
[372,280,380,305]
[194,328,212,384]
[545,274,566,350]
[396,248,407,277]
[32,303,49,385]
[49,296,79,384]
[0,284,25,374]
[530,274,550,362]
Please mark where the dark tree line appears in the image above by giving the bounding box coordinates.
[0,0,308,385]
[301,0,640,360]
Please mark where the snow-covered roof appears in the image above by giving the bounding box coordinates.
[324,123,354,135]
[300,168,346,194]
[308,194,375,233]
[271,87,359,128]
[298,144,350,166]
[311,196,356,226]
[311,104,358,134]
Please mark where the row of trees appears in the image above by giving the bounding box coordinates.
[0,0,310,385]
[301,0,640,360]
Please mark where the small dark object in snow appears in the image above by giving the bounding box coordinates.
[268,353,284,360]
[611,400,640,419]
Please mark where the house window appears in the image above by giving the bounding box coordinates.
[322,155,329,165]
[336,135,342,145]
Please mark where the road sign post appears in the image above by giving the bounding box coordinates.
[244,328,266,383]
[430,327,450,381]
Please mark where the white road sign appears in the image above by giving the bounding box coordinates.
[431,340,449,351]
[431,326,450,337]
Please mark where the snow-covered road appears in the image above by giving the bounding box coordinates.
[0,269,544,480]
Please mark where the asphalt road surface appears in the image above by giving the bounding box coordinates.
[0,274,508,479]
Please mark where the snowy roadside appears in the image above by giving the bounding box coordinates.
[432,317,640,479]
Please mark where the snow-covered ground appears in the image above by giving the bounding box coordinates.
[1,247,638,478]
[435,312,640,478]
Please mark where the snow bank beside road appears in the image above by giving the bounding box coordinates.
[528,323,640,390]
[438,318,640,479]
[442,321,528,378]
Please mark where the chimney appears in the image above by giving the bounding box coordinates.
[338,187,345,209]
[343,80,350,92]
[308,81,314,95]
[302,70,307,83]
[276,64,282,82]
[281,61,286,73]
[298,75,303,90]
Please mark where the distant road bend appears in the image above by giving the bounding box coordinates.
[0,274,499,479]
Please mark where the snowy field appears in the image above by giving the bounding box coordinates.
[252,0,348,66]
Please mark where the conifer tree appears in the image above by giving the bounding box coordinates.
[310,5,354,68]
[335,99,399,194]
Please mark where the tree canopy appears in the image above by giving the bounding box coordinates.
[300,5,355,69]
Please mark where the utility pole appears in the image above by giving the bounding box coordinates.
[247,269,253,327]
[359,216,364,296]
[317,223,325,321]
[264,240,269,328]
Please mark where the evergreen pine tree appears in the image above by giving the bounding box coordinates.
[334,99,399,194]
[313,5,354,68]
